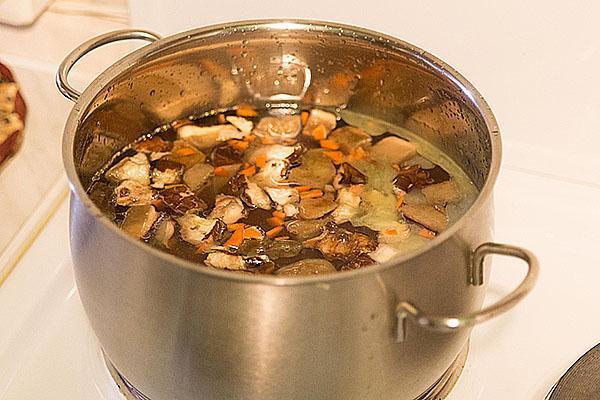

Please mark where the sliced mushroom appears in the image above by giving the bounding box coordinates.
[105,152,150,185]
[121,205,159,239]
[177,124,244,149]
[306,223,377,261]
[183,163,214,192]
[275,259,336,276]
[264,239,303,259]
[287,149,336,188]
[303,109,337,138]
[283,203,299,218]
[264,187,300,206]
[176,214,218,245]
[340,254,376,271]
[400,203,448,233]
[254,115,302,143]
[205,252,246,270]
[251,159,288,188]
[154,217,175,247]
[299,197,337,219]
[209,195,246,224]
[151,159,183,188]
[225,116,253,133]
[160,184,207,215]
[393,164,451,193]
[286,219,327,240]
[334,162,367,188]
[246,144,296,163]
[421,180,462,204]
[245,181,272,210]
[328,126,371,153]
[243,255,275,273]
[369,136,417,164]
[114,180,155,206]
[210,143,244,166]
[331,187,362,224]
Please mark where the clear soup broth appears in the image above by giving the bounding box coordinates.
[88,105,478,276]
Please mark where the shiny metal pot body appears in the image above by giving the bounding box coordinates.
[58,20,538,400]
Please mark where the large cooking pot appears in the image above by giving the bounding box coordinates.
[57,20,538,400]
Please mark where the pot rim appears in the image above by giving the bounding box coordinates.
[62,18,501,286]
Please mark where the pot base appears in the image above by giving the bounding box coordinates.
[105,343,468,400]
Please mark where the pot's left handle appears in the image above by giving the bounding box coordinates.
[56,29,161,102]
[395,242,539,342]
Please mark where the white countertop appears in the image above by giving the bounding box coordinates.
[1,1,600,399]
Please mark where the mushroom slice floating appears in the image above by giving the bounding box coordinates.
[205,252,246,270]
[177,124,244,149]
[151,159,183,188]
[331,187,362,224]
[299,197,337,219]
[244,181,272,210]
[211,143,244,166]
[114,180,155,206]
[121,205,159,239]
[328,126,371,153]
[340,254,376,271]
[369,136,417,164]
[246,144,296,163]
[303,109,337,138]
[306,223,377,261]
[252,159,289,188]
[286,219,327,240]
[225,116,253,133]
[275,259,336,276]
[209,195,246,224]
[334,162,367,188]
[254,115,302,143]
[264,186,300,206]
[176,213,218,245]
[287,149,336,188]
[105,152,150,185]
[400,203,448,233]
[160,184,207,215]
[393,164,451,193]
[421,180,462,204]
[154,217,175,247]
[183,163,214,192]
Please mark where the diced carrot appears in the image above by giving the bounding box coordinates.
[312,124,327,140]
[261,136,276,144]
[243,226,264,239]
[272,210,286,220]
[174,147,196,156]
[319,139,340,150]
[255,154,267,168]
[323,151,344,164]
[266,216,285,227]
[266,226,284,238]
[227,223,245,232]
[240,164,256,176]
[245,134,257,142]
[295,185,313,192]
[301,111,309,125]
[217,114,226,124]
[236,104,258,117]
[418,228,436,239]
[274,236,290,241]
[384,228,399,235]
[225,225,245,248]
[228,139,249,151]
[214,166,228,176]
[300,189,324,200]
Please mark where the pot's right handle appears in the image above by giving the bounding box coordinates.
[395,242,539,342]
[56,29,161,102]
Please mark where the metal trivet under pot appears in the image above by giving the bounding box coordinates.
[105,344,468,400]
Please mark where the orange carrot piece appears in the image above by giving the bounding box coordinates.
[174,147,196,156]
[301,111,309,125]
[261,136,276,145]
[418,228,436,239]
[323,151,344,164]
[266,216,285,227]
[225,225,245,248]
[312,124,327,140]
[266,226,284,238]
[228,140,249,151]
[227,223,245,232]
[214,166,228,176]
[300,189,324,200]
[245,134,257,142]
[295,185,312,192]
[217,114,226,124]
[236,104,258,117]
[272,210,286,220]
[255,154,267,168]
[384,228,399,235]
[243,226,264,239]
[319,139,340,150]
[274,236,290,241]
[240,164,256,176]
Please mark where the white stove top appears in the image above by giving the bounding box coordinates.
[1,1,600,399]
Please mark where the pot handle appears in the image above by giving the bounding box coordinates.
[395,242,539,342]
[56,29,161,102]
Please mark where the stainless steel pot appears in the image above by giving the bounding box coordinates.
[57,20,538,400]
